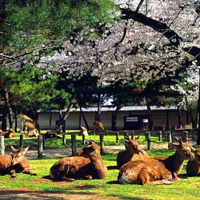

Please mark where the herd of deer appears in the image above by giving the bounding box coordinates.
[0,120,200,186]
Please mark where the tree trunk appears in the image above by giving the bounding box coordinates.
[1,107,7,131]
[177,106,182,128]
[96,93,101,121]
[5,91,14,130]
[112,105,122,130]
[145,97,153,130]
[30,108,40,132]
[63,103,74,120]
[80,106,89,130]
[14,111,18,132]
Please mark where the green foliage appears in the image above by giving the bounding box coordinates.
[1,0,118,51]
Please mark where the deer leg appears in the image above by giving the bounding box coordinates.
[62,177,75,182]
[85,175,92,180]
[139,168,151,185]
[150,179,172,185]
[9,169,17,178]
[172,172,179,181]
[22,168,37,176]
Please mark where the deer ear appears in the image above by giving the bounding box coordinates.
[168,143,178,150]
[175,137,183,146]
[190,145,197,153]
[11,146,17,151]
[135,136,140,140]
[124,138,130,143]
[23,146,29,154]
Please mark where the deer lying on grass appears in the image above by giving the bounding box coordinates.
[26,129,39,137]
[49,140,107,181]
[93,121,107,135]
[0,128,14,138]
[24,121,36,131]
[186,149,200,176]
[117,136,149,169]
[0,146,37,178]
[118,137,194,185]
[45,130,59,138]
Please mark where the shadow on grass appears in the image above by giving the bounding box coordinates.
[107,180,119,184]
[107,165,118,170]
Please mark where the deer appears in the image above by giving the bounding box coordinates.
[23,121,36,131]
[79,126,89,136]
[117,136,149,169]
[0,146,37,178]
[93,121,107,135]
[186,149,200,176]
[49,140,107,181]
[0,128,14,138]
[45,130,59,138]
[26,129,39,137]
[118,137,195,185]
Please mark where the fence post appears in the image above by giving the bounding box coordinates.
[146,132,151,150]
[0,136,5,155]
[182,131,188,142]
[192,131,195,141]
[71,133,76,156]
[167,131,172,143]
[99,132,104,154]
[116,132,119,144]
[62,132,66,145]
[124,132,129,138]
[130,131,134,140]
[38,134,43,158]
[19,135,23,149]
[159,131,162,141]
[82,134,85,145]
[42,134,45,149]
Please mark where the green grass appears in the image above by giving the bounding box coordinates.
[0,150,199,200]
[1,133,199,199]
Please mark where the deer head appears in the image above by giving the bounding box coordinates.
[124,136,140,152]
[168,137,195,161]
[10,146,29,165]
[77,140,100,157]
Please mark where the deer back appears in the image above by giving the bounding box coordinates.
[186,149,200,176]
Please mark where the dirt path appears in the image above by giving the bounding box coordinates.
[5,143,169,160]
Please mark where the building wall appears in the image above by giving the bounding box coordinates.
[37,109,188,130]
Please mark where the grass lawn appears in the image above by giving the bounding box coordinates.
[0,132,199,200]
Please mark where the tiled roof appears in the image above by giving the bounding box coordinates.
[38,106,177,113]
[70,106,177,112]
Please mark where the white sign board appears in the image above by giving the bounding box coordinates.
[126,117,138,122]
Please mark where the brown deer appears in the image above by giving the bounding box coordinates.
[117,136,149,169]
[45,130,59,138]
[118,137,194,185]
[0,146,37,178]
[93,121,107,135]
[0,128,14,138]
[186,149,200,176]
[79,126,89,136]
[26,129,39,137]
[49,140,107,181]
[23,121,36,131]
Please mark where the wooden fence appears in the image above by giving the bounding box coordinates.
[0,129,198,157]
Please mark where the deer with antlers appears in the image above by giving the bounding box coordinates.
[118,137,194,185]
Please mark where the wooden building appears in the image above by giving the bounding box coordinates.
[37,106,190,131]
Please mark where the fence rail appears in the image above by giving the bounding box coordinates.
[0,129,198,157]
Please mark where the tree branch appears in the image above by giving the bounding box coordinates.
[121,8,200,63]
